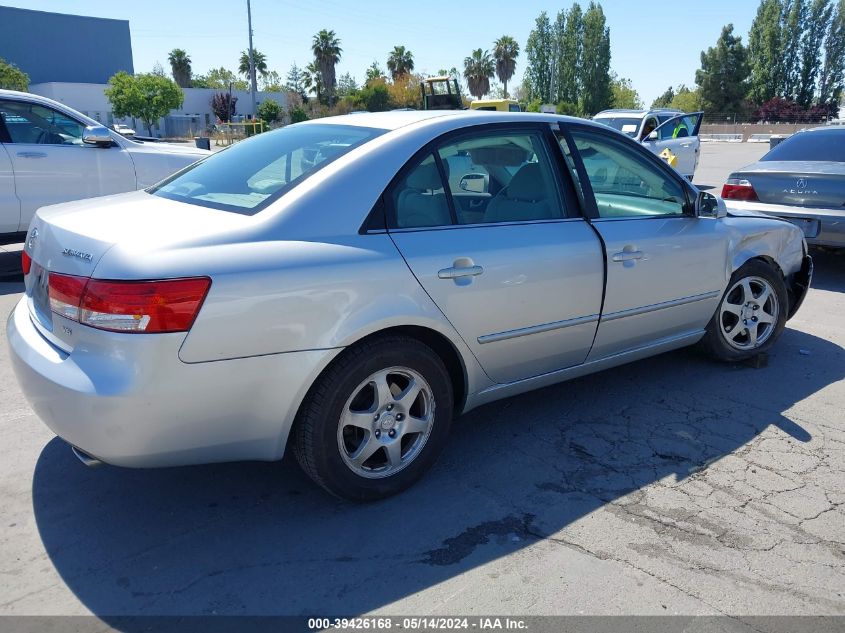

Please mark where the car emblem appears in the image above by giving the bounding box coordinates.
[796,178,807,191]
[61,248,94,262]
[27,228,38,249]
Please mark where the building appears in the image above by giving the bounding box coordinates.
[0,6,133,84]
[1,6,285,137]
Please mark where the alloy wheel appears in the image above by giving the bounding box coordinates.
[719,275,779,351]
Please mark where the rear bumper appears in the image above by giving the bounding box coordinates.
[787,255,813,320]
[726,200,845,248]
[7,298,339,467]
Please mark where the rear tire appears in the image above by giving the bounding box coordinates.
[293,336,453,501]
[700,260,788,362]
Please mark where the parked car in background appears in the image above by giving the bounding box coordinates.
[9,111,811,501]
[111,123,135,137]
[721,127,845,248]
[0,89,210,241]
[592,108,703,180]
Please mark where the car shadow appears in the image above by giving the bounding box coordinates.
[30,325,842,623]
[0,249,23,289]
[808,247,845,293]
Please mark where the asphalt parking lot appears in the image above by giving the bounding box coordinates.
[0,143,843,623]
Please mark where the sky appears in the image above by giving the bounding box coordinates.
[4,0,760,105]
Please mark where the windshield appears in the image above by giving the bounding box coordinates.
[762,130,845,162]
[150,124,385,215]
[593,117,642,137]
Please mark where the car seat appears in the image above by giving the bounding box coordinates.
[396,161,451,228]
[483,163,556,223]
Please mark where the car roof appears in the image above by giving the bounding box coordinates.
[593,108,684,119]
[299,109,599,132]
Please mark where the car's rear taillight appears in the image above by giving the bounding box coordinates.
[21,250,32,276]
[48,274,210,333]
[721,178,759,201]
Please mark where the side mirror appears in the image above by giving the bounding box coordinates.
[82,125,113,147]
[696,191,727,219]
[459,173,487,193]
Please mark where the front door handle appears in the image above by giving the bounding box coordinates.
[438,264,484,279]
[16,151,47,159]
[612,249,644,262]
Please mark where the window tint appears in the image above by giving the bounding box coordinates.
[762,130,845,162]
[151,124,384,215]
[570,130,687,218]
[438,131,563,225]
[593,117,642,138]
[0,100,83,145]
[391,154,453,228]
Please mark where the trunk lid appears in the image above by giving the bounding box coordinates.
[737,161,845,209]
[24,190,248,351]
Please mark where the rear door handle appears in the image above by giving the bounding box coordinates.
[438,264,484,279]
[612,250,644,262]
[16,151,47,159]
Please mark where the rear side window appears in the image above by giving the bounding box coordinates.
[389,130,565,229]
[762,131,845,162]
[151,124,384,215]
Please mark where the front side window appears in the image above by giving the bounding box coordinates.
[0,100,84,145]
[653,113,700,141]
[568,129,688,218]
[151,124,384,215]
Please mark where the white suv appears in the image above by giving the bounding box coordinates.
[592,108,703,180]
[0,90,210,241]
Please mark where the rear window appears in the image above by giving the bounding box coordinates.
[593,117,642,137]
[762,130,845,162]
[150,124,385,215]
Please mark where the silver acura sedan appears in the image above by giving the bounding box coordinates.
[8,111,812,500]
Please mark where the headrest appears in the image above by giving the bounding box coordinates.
[406,161,443,190]
[507,163,545,201]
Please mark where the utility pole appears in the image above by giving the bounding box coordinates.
[247,0,257,119]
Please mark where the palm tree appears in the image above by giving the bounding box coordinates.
[311,29,342,106]
[167,48,192,88]
[386,46,414,81]
[303,61,324,102]
[493,36,519,98]
[463,49,495,100]
[238,49,268,87]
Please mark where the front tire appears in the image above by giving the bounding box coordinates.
[293,336,453,501]
[700,260,788,362]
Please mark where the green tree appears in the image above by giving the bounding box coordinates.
[463,48,495,99]
[193,67,247,90]
[303,61,324,102]
[105,72,183,136]
[261,70,284,92]
[493,35,519,98]
[239,49,268,85]
[365,61,386,85]
[257,98,281,122]
[819,0,845,105]
[337,72,359,96]
[651,86,676,108]
[0,58,29,91]
[167,48,192,88]
[669,85,703,111]
[781,0,807,99]
[579,2,612,116]
[285,63,308,101]
[695,24,750,114]
[797,0,833,106]
[748,0,785,103]
[312,29,342,106]
[386,46,414,81]
[357,80,392,111]
[610,72,641,109]
[558,3,583,105]
[524,11,554,102]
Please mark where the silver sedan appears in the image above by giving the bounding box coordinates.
[721,126,845,248]
[8,111,813,500]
